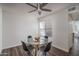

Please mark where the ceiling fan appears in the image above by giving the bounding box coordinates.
[26,3,52,15]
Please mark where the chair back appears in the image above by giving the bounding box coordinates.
[44,36,48,39]
[44,42,52,52]
[44,36,48,43]
[28,35,32,38]
[21,41,29,51]
[27,35,33,43]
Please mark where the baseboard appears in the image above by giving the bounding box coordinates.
[2,42,69,53]
[52,44,69,52]
[2,43,21,50]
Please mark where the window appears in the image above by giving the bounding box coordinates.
[39,21,45,36]
[39,21,52,37]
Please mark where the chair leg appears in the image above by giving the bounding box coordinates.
[43,52,47,56]
[45,52,47,56]
[27,51,31,56]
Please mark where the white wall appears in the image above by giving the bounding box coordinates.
[2,4,73,51]
[39,9,73,52]
[2,4,38,49]
[0,4,2,53]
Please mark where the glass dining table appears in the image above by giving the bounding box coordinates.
[25,41,47,56]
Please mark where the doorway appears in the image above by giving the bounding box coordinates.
[69,12,79,55]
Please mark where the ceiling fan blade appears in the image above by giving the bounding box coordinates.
[41,8,52,12]
[28,9,37,13]
[26,3,37,9]
[40,3,48,8]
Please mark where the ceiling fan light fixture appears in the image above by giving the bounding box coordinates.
[38,11,41,15]
[26,3,52,15]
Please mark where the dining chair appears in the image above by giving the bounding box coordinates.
[44,36,48,43]
[43,42,52,56]
[21,41,32,56]
[27,35,33,43]
[27,35,34,48]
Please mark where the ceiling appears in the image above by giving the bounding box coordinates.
[3,3,79,18]
[69,5,79,21]
[25,3,78,17]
